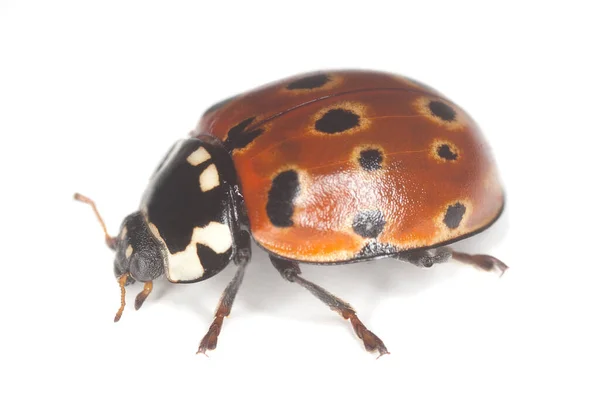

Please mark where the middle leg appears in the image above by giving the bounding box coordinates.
[270,255,389,357]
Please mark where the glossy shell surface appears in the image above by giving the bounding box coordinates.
[195,70,504,263]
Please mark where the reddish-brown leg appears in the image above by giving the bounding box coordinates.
[197,231,251,355]
[270,255,389,358]
[197,266,245,355]
[397,247,507,276]
[452,251,508,276]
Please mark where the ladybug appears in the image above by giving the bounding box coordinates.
[75,70,507,357]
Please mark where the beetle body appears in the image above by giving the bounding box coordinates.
[77,70,506,356]
[196,70,503,264]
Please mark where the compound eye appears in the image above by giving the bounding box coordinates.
[128,246,166,282]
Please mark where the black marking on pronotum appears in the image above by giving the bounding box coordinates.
[266,170,300,227]
[144,139,232,255]
[437,144,458,161]
[352,210,386,239]
[315,109,360,134]
[287,74,331,90]
[225,117,264,152]
[203,95,236,115]
[443,202,466,229]
[196,243,233,280]
[428,101,456,122]
[359,149,383,171]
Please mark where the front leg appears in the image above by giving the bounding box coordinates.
[270,255,389,357]
[197,230,252,355]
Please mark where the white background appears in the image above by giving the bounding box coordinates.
[1,1,599,410]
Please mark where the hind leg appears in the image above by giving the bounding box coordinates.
[396,246,508,274]
[451,251,508,274]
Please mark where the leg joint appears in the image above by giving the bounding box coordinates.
[281,268,297,283]
[396,246,452,268]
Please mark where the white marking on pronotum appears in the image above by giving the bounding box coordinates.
[125,245,133,258]
[167,246,205,282]
[120,227,128,240]
[187,146,211,166]
[199,164,220,192]
[147,222,162,241]
[194,221,233,253]
[166,222,232,282]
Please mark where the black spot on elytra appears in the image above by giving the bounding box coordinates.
[429,101,456,122]
[359,149,383,171]
[315,109,360,134]
[225,117,264,152]
[203,95,236,115]
[287,74,331,90]
[437,144,458,161]
[443,203,466,229]
[352,210,385,239]
[196,243,232,280]
[266,170,300,227]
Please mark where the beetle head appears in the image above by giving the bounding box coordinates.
[74,193,169,321]
[113,211,168,285]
